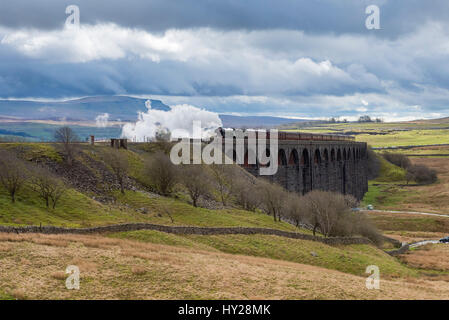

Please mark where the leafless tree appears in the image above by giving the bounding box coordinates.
[145,151,178,196]
[103,149,129,194]
[406,164,437,185]
[0,150,28,203]
[54,127,79,166]
[302,190,349,237]
[30,166,67,209]
[180,164,211,207]
[284,192,305,228]
[209,164,239,206]
[232,175,263,212]
[258,179,286,222]
[382,152,411,169]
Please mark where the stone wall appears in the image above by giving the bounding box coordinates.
[0,223,372,246]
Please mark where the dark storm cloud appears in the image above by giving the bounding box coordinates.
[0,0,449,120]
[0,0,448,37]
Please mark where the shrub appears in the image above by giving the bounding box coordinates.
[406,164,437,185]
[382,152,411,169]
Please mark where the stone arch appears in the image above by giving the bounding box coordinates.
[323,149,329,162]
[314,149,321,164]
[301,148,311,195]
[301,148,310,166]
[278,149,287,166]
[343,149,347,161]
[337,149,342,161]
[330,148,336,162]
[288,149,299,165]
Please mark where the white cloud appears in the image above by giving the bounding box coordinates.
[1,21,449,120]
[95,113,110,127]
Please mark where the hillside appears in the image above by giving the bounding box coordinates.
[0,141,448,300]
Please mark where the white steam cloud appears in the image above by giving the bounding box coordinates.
[95,113,110,127]
[121,100,222,141]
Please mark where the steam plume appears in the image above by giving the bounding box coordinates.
[121,100,222,141]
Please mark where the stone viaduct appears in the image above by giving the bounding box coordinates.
[220,129,369,200]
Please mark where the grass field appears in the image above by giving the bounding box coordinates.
[362,154,449,214]
[109,230,414,277]
[281,119,449,148]
[2,232,449,300]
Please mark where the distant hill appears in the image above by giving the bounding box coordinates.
[219,114,310,128]
[0,96,170,121]
[407,117,449,124]
[0,96,312,129]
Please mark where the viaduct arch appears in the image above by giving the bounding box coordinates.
[228,130,369,200]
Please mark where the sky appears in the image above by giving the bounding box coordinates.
[0,0,449,121]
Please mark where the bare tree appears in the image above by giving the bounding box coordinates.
[258,179,286,222]
[209,164,238,206]
[284,192,305,228]
[30,166,67,209]
[0,150,28,203]
[54,127,79,166]
[302,191,350,237]
[145,151,178,196]
[406,164,437,185]
[382,152,411,169]
[232,175,263,212]
[103,149,129,194]
[180,164,211,207]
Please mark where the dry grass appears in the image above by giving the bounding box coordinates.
[400,244,449,271]
[0,233,449,299]
[131,266,147,275]
[383,156,449,214]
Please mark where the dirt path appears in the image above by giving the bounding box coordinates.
[364,209,449,218]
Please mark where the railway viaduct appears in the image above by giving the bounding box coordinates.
[221,130,369,200]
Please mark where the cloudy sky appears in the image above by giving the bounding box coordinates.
[0,0,449,121]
